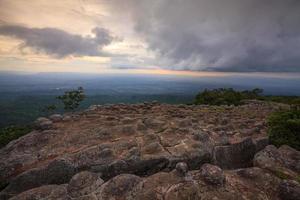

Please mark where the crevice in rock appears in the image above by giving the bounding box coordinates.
[156,135,172,155]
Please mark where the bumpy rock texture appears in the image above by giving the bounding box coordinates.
[1,101,299,200]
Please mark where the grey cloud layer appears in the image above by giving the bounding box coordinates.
[0,25,115,57]
[112,0,300,72]
[1,0,300,72]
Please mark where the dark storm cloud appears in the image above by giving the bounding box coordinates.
[0,25,115,57]
[112,0,300,72]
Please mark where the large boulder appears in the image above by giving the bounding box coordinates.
[213,138,256,169]
[254,145,300,180]
[67,171,104,198]
[0,159,76,198]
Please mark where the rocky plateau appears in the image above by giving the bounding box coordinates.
[0,100,299,200]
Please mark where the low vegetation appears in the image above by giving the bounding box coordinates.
[0,125,33,148]
[194,88,300,106]
[267,109,300,150]
[194,88,263,105]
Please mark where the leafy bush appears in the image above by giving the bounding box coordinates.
[268,110,300,150]
[0,125,33,148]
[194,88,263,106]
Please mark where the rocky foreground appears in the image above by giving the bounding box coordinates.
[0,101,299,199]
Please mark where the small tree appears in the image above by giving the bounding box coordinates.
[57,87,85,111]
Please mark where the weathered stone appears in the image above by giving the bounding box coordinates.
[67,171,104,198]
[213,138,256,169]
[96,174,142,199]
[122,117,135,124]
[49,114,63,122]
[34,117,53,130]
[99,148,114,158]
[164,182,200,200]
[126,157,169,177]
[236,167,266,179]
[143,118,166,130]
[278,145,300,173]
[34,117,49,124]
[254,145,300,181]
[40,120,53,130]
[184,149,212,170]
[122,125,136,135]
[1,159,76,197]
[254,137,269,152]
[219,136,230,145]
[8,185,69,200]
[193,132,209,142]
[143,142,162,154]
[278,180,300,200]
[199,163,225,185]
[108,160,128,176]
[63,115,72,121]
[175,162,188,176]
[254,145,281,169]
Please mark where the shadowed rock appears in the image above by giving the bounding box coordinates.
[0,159,76,198]
[278,180,300,200]
[213,138,257,169]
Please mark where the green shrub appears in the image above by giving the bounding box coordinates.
[194,88,262,106]
[0,125,33,148]
[268,110,300,150]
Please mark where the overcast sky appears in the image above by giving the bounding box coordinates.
[0,0,299,73]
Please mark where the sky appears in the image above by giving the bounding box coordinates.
[0,0,299,74]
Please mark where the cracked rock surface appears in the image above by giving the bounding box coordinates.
[1,101,298,199]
